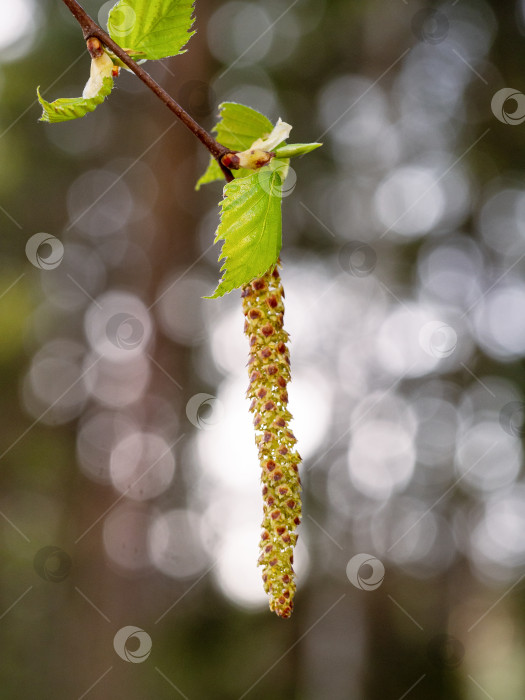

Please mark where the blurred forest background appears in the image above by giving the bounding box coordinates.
[1,0,525,698]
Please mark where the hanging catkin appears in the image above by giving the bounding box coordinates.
[241,262,302,618]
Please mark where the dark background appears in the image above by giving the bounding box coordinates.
[1,0,525,697]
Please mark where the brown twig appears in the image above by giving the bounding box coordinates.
[60,0,233,181]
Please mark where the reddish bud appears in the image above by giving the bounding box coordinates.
[221,152,240,169]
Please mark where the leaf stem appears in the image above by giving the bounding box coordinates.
[60,0,233,181]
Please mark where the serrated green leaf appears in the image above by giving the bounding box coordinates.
[108,0,195,60]
[196,102,274,189]
[207,168,283,298]
[37,77,113,123]
[215,102,274,151]
[274,142,322,158]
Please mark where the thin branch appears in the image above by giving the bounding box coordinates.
[60,0,233,181]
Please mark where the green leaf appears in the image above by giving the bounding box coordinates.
[195,159,223,191]
[37,77,113,123]
[207,167,283,298]
[108,0,195,60]
[196,102,274,189]
[214,102,274,151]
[274,142,322,158]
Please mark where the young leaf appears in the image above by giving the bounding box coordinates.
[250,118,292,151]
[195,159,223,191]
[107,0,195,61]
[214,102,274,151]
[83,51,115,99]
[207,167,283,298]
[196,102,274,189]
[274,142,322,158]
[37,77,113,124]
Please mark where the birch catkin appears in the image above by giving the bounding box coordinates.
[242,263,302,618]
